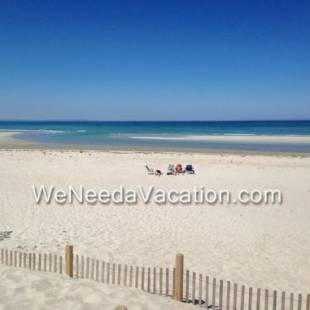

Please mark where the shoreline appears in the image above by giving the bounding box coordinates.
[130,134,310,143]
[0,132,310,157]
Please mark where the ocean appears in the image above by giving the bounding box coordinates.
[1,120,310,153]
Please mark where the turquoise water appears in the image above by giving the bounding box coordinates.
[1,121,310,153]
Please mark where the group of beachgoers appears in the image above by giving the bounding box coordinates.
[145,164,195,176]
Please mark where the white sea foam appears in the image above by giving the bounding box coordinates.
[0,129,65,134]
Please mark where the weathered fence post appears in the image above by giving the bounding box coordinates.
[115,305,127,310]
[175,253,184,302]
[65,245,74,277]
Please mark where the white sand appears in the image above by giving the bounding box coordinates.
[0,147,310,307]
[0,265,196,309]
[130,134,310,144]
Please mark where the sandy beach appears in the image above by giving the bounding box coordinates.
[2,0,310,307]
[0,133,310,309]
[0,265,197,310]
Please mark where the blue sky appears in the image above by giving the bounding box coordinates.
[0,0,309,120]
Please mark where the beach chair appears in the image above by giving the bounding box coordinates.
[175,164,184,174]
[167,164,175,175]
[155,169,162,176]
[145,165,155,175]
[185,164,195,174]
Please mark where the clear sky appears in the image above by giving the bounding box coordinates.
[0,0,309,120]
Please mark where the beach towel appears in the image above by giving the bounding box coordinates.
[185,164,195,174]
[175,164,184,174]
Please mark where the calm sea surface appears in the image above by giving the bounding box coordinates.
[1,121,310,153]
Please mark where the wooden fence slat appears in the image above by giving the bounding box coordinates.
[141,267,145,290]
[173,268,176,298]
[91,259,95,280]
[134,266,138,288]
[185,270,189,302]
[233,284,238,310]
[19,252,22,268]
[43,254,47,271]
[95,259,99,281]
[28,252,32,269]
[0,249,3,264]
[273,291,277,310]
[86,257,90,279]
[306,294,310,310]
[257,288,261,310]
[192,272,196,305]
[107,263,110,284]
[112,264,116,285]
[212,278,216,309]
[227,281,231,310]
[165,268,169,296]
[117,264,121,285]
[9,251,13,266]
[33,253,36,270]
[13,251,16,267]
[38,253,41,271]
[265,289,269,310]
[74,255,79,278]
[206,276,210,308]
[199,274,203,305]
[129,265,133,287]
[297,294,302,310]
[147,267,151,293]
[281,292,285,310]
[289,293,294,310]
[101,261,105,283]
[59,256,62,274]
[159,267,163,295]
[153,267,156,294]
[219,279,224,309]
[23,253,27,268]
[81,256,85,279]
[49,254,52,272]
[124,265,128,286]
[53,254,57,273]
[5,250,8,265]
[130,266,134,288]
[241,285,245,310]
[249,287,253,310]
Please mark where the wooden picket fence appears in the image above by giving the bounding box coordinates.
[0,246,309,310]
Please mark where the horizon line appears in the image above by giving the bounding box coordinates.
[0,119,310,122]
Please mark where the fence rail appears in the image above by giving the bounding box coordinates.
[0,246,309,310]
